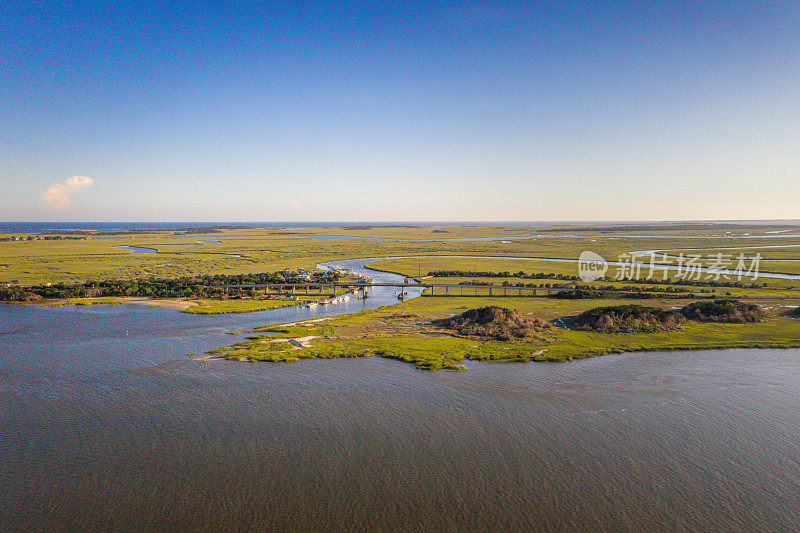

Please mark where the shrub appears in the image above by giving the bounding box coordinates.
[569,305,685,333]
[433,306,550,340]
[0,286,41,302]
[680,299,765,323]
[549,289,606,299]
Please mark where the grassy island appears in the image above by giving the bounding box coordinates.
[206,295,800,370]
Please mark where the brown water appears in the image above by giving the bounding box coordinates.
[2,301,800,530]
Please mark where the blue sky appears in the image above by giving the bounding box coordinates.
[2,1,799,221]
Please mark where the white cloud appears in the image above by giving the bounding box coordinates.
[42,176,94,210]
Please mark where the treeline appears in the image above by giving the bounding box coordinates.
[449,280,719,300]
[558,223,791,232]
[0,235,85,242]
[548,289,709,300]
[172,226,248,235]
[459,280,700,294]
[0,270,340,302]
[431,270,580,281]
[456,280,695,293]
[1,278,229,301]
[429,270,766,289]
[0,286,43,302]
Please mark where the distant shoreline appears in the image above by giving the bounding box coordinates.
[3,220,800,235]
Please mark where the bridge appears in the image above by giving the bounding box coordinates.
[212,282,571,297]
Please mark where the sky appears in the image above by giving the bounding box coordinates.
[2,1,799,222]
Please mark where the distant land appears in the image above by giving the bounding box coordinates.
[3,220,800,234]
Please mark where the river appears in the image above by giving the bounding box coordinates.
[1,259,800,530]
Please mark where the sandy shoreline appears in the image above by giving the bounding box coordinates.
[41,297,199,311]
[192,335,321,362]
[115,297,198,310]
[259,317,332,329]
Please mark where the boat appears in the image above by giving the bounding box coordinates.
[305,302,318,308]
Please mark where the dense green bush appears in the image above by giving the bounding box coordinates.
[567,299,767,334]
[569,305,685,333]
[0,286,42,302]
[549,289,607,299]
[680,299,765,323]
[433,306,550,341]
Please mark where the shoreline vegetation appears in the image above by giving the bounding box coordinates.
[565,299,765,333]
[0,270,341,302]
[4,224,800,288]
[3,223,800,369]
[1,268,345,314]
[207,298,800,370]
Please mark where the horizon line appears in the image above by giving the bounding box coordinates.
[3,219,800,226]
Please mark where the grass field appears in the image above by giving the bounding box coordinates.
[3,224,800,285]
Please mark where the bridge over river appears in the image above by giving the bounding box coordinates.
[212,282,580,297]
